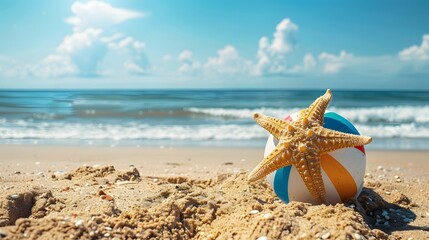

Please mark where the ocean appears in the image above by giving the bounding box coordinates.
[0,89,428,150]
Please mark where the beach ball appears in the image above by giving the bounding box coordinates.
[265,111,366,205]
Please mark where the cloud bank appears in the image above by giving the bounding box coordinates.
[0,0,149,79]
[176,18,429,79]
[1,2,429,84]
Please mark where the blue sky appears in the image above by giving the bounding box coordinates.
[0,0,429,90]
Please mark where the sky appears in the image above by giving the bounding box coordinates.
[0,0,429,90]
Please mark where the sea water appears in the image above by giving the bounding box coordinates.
[0,89,428,150]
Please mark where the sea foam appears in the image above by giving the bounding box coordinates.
[187,106,429,124]
[0,119,428,141]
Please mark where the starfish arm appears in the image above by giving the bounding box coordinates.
[248,142,291,182]
[295,153,326,204]
[300,89,332,125]
[253,112,289,140]
[314,127,372,153]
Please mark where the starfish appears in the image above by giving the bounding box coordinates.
[248,89,372,204]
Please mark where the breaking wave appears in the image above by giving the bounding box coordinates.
[1,120,428,141]
[187,106,429,124]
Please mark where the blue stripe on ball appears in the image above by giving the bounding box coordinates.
[324,112,360,135]
[273,165,292,203]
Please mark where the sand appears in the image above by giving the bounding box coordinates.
[0,145,428,239]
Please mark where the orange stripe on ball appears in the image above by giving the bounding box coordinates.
[320,153,357,202]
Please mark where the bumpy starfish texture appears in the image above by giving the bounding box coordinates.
[248,89,372,204]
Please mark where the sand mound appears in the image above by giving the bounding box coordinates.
[61,166,116,181]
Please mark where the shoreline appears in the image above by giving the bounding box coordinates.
[3,137,429,151]
[1,144,429,178]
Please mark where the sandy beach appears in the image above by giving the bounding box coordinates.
[0,145,428,239]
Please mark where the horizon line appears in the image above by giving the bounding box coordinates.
[0,88,428,92]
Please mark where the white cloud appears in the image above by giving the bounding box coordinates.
[163,54,172,62]
[0,55,16,63]
[117,37,145,50]
[203,45,252,76]
[271,19,298,54]
[37,28,107,77]
[178,50,193,61]
[178,50,201,75]
[57,28,103,53]
[178,45,252,76]
[123,61,147,75]
[66,0,144,31]
[315,52,410,76]
[287,53,317,73]
[101,33,123,43]
[39,34,151,77]
[36,54,77,77]
[318,50,351,74]
[112,37,150,75]
[303,53,316,69]
[0,55,28,78]
[255,18,298,75]
[399,34,429,61]
[33,1,149,78]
